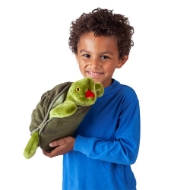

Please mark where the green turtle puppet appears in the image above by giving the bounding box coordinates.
[23,77,104,159]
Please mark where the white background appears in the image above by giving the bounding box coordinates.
[0,0,190,189]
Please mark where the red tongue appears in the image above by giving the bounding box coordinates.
[85,90,95,98]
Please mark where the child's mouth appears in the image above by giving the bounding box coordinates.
[87,71,103,76]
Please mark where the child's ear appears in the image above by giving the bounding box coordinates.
[117,55,128,68]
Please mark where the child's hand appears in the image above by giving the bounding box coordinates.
[42,136,75,158]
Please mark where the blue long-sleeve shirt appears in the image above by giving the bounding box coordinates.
[62,79,140,190]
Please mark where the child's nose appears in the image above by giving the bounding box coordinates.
[90,58,100,68]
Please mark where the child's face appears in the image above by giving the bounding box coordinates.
[75,32,128,88]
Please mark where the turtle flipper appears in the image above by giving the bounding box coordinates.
[95,82,104,97]
[23,131,39,159]
[49,101,77,118]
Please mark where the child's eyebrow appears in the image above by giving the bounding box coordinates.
[79,49,90,54]
[101,51,113,55]
[79,49,113,55]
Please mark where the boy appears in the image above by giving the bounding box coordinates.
[43,8,140,190]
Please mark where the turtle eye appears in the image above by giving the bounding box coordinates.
[76,87,80,92]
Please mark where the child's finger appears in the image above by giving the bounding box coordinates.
[49,138,65,147]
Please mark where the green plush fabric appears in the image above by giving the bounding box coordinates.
[23,131,39,159]
[23,78,104,159]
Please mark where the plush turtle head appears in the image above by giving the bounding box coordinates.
[66,77,104,106]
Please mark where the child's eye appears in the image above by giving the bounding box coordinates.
[101,55,110,59]
[82,54,91,59]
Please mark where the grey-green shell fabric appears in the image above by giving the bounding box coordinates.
[29,82,91,152]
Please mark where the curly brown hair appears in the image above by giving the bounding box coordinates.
[68,8,134,59]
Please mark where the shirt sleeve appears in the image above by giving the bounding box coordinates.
[73,100,140,165]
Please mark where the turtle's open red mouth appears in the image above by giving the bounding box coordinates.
[85,90,95,98]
